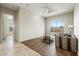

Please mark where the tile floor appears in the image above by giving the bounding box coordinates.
[0,35,40,56]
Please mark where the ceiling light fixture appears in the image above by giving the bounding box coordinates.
[41,3,54,14]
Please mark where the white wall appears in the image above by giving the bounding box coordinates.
[0,6,2,43]
[16,7,45,42]
[74,4,79,40]
[3,14,9,38]
[45,12,73,36]
[14,8,21,42]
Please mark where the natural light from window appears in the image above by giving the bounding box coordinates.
[52,20,64,28]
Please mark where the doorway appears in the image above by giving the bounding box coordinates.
[2,13,15,42]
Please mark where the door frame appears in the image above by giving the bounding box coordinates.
[0,6,16,42]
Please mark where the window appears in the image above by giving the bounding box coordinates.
[6,15,14,32]
[51,20,64,32]
[52,20,64,28]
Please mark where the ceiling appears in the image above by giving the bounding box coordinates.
[0,3,75,18]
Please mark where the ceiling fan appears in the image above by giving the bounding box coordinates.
[40,3,54,14]
[25,3,55,14]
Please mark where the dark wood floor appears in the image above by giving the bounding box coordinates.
[22,37,77,56]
